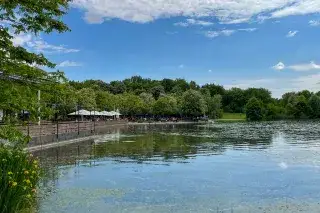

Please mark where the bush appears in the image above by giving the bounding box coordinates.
[265,103,286,120]
[245,97,264,121]
[0,126,41,213]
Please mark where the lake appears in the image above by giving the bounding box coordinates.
[35,121,320,213]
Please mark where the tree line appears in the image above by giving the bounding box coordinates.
[1,74,320,122]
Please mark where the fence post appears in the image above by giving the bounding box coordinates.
[56,120,59,140]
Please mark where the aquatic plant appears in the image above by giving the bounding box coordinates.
[0,126,41,213]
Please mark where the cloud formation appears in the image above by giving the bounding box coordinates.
[272,62,285,70]
[224,73,320,98]
[272,61,320,71]
[204,28,256,38]
[12,33,80,54]
[309,20,320,26]
[72,0,320,24]
[58,61,83,67]
[174,18,214,27]
[286,30,298,38]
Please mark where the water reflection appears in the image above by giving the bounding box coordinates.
[35,121,320,213]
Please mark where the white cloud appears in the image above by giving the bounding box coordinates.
[11,33,80,54]
[309,20,320,26]
[204,28,256,38]
[72,0,320,24]
[288,61,320,71]
[286,30,298,38]
[224,74,320,98]
[220,17,251,24]
[271,1,320,18]
[278,162,288,169]
[205,31,220,38]
[208,69,212,73]
[174,18,214,27]
[27,40,80,54]
[205,29,236,38]
[12,33,33,46]
[58,61,83,67]
[291,73,320,91]
[272,62,285,70]
[179,64,184,69]
[238,28,258,32]
[272,61,320,72]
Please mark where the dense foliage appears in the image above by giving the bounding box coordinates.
[2,74,320,121]
[1,0,71,212]
[0,144,41,213]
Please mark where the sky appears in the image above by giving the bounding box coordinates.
[8,0,320,98]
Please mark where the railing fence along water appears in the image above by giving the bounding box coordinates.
[13,120,127,147]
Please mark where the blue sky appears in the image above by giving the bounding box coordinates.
[8,0,320,97]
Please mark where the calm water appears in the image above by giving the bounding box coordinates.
[35,121,320,213]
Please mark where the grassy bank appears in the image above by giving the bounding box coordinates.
[219,113,246,121]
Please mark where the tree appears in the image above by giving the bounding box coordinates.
[207,95,223,119]
[308,95,320,118]
[0,0,70,123]
[202,84,225,96]
[108,81,126,94]
[174,79,190,92]
[245,97,264,121]
[223,88,246,113]
[140,93,155,115]
[286,95,309,119]
[190,81,199,90]
[150,85,165,100]
[153,95,178,116]
[298,90,312,100]
[96,91,116,111]
[265,103,285,120]
[77,88,97,111]
[281,92,296,107]
[244,88,272,104]
[161,78,175,93]
[119,93,143,116]
[181,90,206,117]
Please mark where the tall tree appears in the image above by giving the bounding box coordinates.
[181,90,206,117]
[308,95,320,118]
[286,95,309,119]
[245,97,264,121]
[150,85,165,100]
[0,0,70,122]
[223,88,246,113]
[140,92,155,115]
[77,88,97,111]
[208,94,223,119]
[153,95,178,116]
[119,93,143,116]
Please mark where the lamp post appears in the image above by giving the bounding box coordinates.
[93,107,95,134]
[52,104,59,139]
[76,104,81,135]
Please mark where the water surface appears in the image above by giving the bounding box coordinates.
[35,121,320,213]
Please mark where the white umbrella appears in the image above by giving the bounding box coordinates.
[92,111,101,116]
[101,111,113,117]
[109,111,117,116]
[68,109,90,116]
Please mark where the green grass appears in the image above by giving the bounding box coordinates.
[220,113,246,120]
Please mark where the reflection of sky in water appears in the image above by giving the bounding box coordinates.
[37,121,320,213]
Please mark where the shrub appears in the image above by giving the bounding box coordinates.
[0,126,41,213]
[245,97,264,121]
